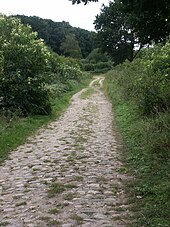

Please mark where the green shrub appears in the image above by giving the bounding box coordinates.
[58,63,82,82]
[0,16,51,115]
[83,63,95,71]
[0,16,90,117]
[85,48,109,63]
[95,61,109,69]
[83,61,112,73]
[115,40,170,115]
[48,52,83,83]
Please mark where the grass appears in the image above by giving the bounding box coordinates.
[0,222,10,226]
[0,77,91,164]
[63,192,75,201]
[48,220,61,226]
[48,207,60,214]
[70,213,83,225]
[104,70,170,227]
[48,182,77,198]
[48,182,66,197]
[48,203,66,215]
[80,87,94,99]
[73,175,83,181]
[96,176,107,183]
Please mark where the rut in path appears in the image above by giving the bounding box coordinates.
[0,77,131,227]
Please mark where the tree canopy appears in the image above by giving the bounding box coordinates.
[15,15,96,58]
[94,0,170,64]
[71,0,170,64]
[60,33,82,58]
[122,0,170,45]
[94,0,137,64]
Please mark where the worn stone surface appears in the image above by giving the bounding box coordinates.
[0,77,131,226]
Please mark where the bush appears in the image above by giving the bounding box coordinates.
[83,63,95,71]
[85,48,109,63]
[83,61,112,73]
[115,40,170,115]
[83,48,112,73]
[0,16,51,115]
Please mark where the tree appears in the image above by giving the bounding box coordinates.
[86,48,109,63]
[74,28,97,58]
[16,15,73,55]
[71,0,170,46]
[94,0,137,65]
[60,33,82,59]
[122,0,170,45]
[15,15,95,58]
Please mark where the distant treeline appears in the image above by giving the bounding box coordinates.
[14,15,97,59]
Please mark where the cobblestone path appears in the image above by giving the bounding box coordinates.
[0,77,131,227]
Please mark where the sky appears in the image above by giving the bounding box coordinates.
[0,0,109,31]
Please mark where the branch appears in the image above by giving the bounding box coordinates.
[70,0,98,5]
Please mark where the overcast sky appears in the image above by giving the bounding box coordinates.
[0,0,109,31]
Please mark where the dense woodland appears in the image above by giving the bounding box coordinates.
[14,15,96,59]
[0,0,170,226]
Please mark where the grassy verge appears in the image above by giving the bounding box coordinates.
[104,71,170,227]
[0,77,91,164]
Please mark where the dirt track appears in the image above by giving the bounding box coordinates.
[0,77,131,227]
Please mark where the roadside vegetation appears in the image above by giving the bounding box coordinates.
[104,40,170,226]
[0,15,91,164]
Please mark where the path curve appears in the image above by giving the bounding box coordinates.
[0,77,131,227]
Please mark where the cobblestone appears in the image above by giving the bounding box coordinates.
[0,77,131,226]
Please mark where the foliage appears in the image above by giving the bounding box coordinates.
[74,28,96,58]
[85,48,109,63]
[83,62,95,71]
[104,44,170,226]
[0,15,51,115]
[0,15,90,118]
[94,0,137,64]
[82,48,112,73]
[122,0,170,45]
[48,51,83,83]
[115,40,170,115]
[73,0,169,48]
[83,62,112,73]
[15,15,96,58]
[60,33,82,59]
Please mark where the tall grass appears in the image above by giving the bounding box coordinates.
[104,68,170,226]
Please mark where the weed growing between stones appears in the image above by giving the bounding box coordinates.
[48,182,65,197]
[48,220,61,226]
[0,222,10,226]
[48,207,60,214]
[73,175,83,181]
[63,192,75,201]
[48,182,77,198]
[70,213,84,225]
